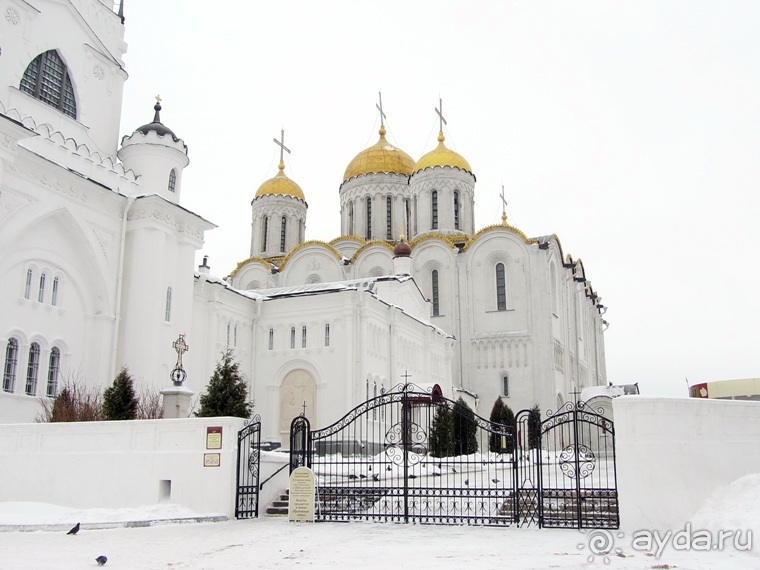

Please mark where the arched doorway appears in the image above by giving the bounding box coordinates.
[279,369,316,435]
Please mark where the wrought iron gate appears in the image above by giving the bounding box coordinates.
[289,383,517,525]
[514,402,618,529]
[235,415,262,518]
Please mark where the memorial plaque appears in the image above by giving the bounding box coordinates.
[206,426,223,449]
[289,467,316,522]
[203,453,221,467]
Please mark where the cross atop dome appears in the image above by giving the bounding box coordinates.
[435,96,447,137]
[376,91,387,130]
[273,129,291,169]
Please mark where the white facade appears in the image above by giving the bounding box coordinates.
[1,1,606,433]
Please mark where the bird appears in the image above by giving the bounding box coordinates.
[359,474,367,479]
[492,478,500,484]
[464,479,469,486]
[386,466,392,471]
[372,473,380,482]
[451,466,457,473]
[347,474,358,479]
[67,523,80,535]
[95,555,107,566]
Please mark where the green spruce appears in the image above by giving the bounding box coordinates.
[102,368,138,421]
[196,350,252,418]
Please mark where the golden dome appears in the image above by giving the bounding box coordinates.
[343,127,415,183]
[254,161,305,200]
[413,132,472,175]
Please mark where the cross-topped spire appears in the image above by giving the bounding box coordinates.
[435,97,447,135]
[155,94,162,104]
[273,129,291,166]
[376,91,387,128]
[301,401,307,416]
[500,184,508,224]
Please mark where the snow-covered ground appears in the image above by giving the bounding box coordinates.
[1,475,758,570]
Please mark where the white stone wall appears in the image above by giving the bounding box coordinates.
[614,396,760,531]
[0,417,245,517]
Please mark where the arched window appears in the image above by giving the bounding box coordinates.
[280,216,287,251]
[431,191,438,230]
[38,272,46,303]
[168,169,177,192]
[454,191,460,230]
[405,199,411,238]
[496,263,506,310]
[502,374,509,397]
[432,270,440,316]
[324,324,330,347]
[290,327,296,349]
[348,202,354,235]
[262,216,268,251]
[366,197,372,240]
[25,342,41,396]
[24,269,33,299]
[47,347,61,397]
[226,321,231,347]
[301,325,307,348]
[52,277,60,306]
[3,338,19,393]
[165,287,172,322]
[234,324,238,347]
[20,50,77,118]
[268,327,274,350]
[386,196,393,240]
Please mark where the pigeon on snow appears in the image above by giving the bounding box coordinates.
[95,555,108,566]
[67,522,80,535]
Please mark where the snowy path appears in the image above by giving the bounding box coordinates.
[0,516,755,570]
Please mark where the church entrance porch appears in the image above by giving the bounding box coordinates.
[286,386,618,528]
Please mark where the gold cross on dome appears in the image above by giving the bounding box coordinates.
[376,91,387,127]
[155,94,162,104]
[435,96,447,134]
[500,184,508,223]
[273,129,291,164]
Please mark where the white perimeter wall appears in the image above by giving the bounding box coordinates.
[0,417,246,518]
[614,396,760,531]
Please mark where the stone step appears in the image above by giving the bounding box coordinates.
[271,500,289,508]
[266,506,289,515]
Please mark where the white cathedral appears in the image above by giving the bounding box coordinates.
[0,0,607,442]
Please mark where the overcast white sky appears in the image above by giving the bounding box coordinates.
[117,1,759,399]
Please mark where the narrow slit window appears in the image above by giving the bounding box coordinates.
[280,216,287,251]
[366,197,372,240]
[268,328,274,350]
[324,324,330,347]
[168,169,177,192]
[25,343,41,396]
[290,327,295,349]
[262,216,268,251]
[502,375,509,397]
[496,263,506,311]
[301,325,307,348]
[405,199,411,238]
[432,270,440,316]
[165,287,172,322]
[386,196,393,240]
[226,322,231,347]
[349,202,354,235]
[432,191,438,230]
[3,338,19,393]
[47,347,60,397]
[24,269,33,299]
[454,191,460,230]
[52,277,59,306]
[38,273,46,303]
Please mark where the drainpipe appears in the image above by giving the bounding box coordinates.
[110,196,135,378]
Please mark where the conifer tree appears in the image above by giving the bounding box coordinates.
[429,404,453,457]
[488,397,516,453]
[103,368,138,420]
[453,397,478,455]
[196,350,252,418]
[527,404,541,449]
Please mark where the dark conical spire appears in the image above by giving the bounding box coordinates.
[153,101,162,124]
